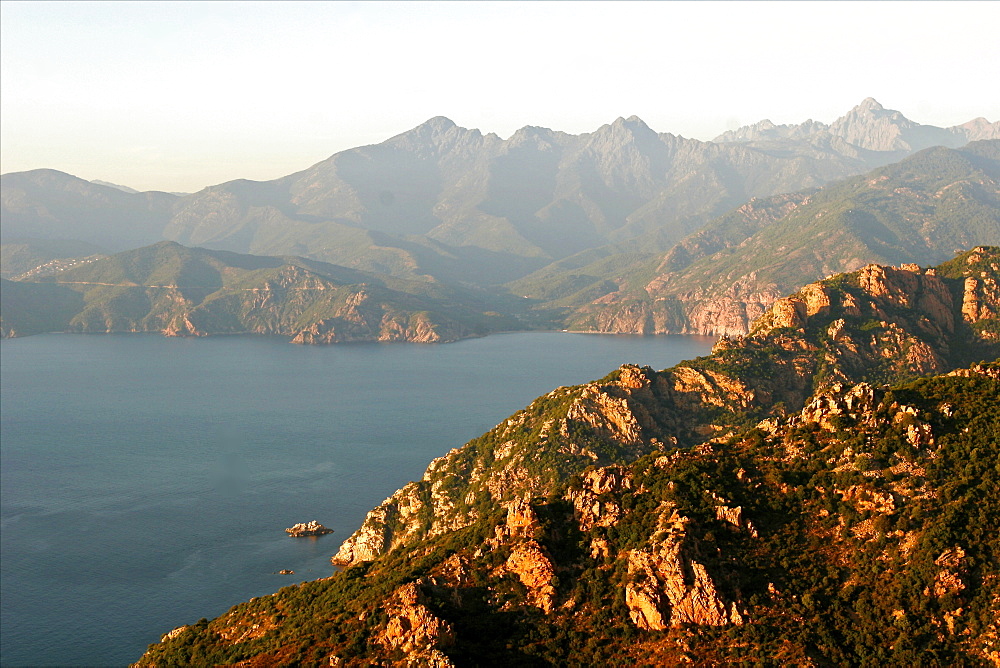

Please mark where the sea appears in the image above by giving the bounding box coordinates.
[0,332,714,666]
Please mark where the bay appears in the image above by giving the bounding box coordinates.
[0,332,714,666]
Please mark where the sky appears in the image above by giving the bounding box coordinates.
[2,1,998,193]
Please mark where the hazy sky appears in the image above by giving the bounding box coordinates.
[2,1,998,193]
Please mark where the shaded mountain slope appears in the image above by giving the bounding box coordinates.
[135,248,999,667]
[541,141,1000,336]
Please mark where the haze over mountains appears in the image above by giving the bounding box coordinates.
[3,99,999,340]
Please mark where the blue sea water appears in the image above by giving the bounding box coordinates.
[0,332,714,666]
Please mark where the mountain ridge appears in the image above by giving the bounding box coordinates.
[715,97,999,152]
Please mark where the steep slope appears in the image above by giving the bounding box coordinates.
[553,141,1000,336]
[135,249,999,667]
[0,242,532,342]
[331,248,1000,566]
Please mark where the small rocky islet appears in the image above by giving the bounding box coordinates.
[284,521,334,538]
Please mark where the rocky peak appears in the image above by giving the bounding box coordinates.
[829,98,916,151]
[958,117,1000,141]
[566,465,631,532]
[624,502,744,630]
[414,116,458,135]
[588,115,662,152]
[798,381,882,431]
[502,497,543,539]
[505,125,560,152]
[383,116,490,158]
[857,96,885,113]
[826,97,995,152]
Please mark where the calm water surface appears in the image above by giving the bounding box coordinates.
[0,332,714,666]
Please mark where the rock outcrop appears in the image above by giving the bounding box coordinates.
[625,504,744,630]
[285,520,333,537]
[378,582,457,666]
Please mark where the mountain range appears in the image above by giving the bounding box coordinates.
[3,99,999,341]
[134,247,1000,666]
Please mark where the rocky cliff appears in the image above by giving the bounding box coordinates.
[134,249,1000,667]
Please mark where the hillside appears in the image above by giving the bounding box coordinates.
[0,238,107,279]
[134,248,1000,666]
[0,170,178,251]
[524,140,1000,336]
[0,241,535,342]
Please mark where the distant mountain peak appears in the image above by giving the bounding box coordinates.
[712,117,820,143]
[512,125,550,136]
[835,98,905,124]
[388,116,461,143]
[382,116,482,154]
[830,99,922,151]
[420,116,457,131]
[600,115,657,142]
[610,115,651,130]
[508,125,556,143]
[856,97,885,112]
